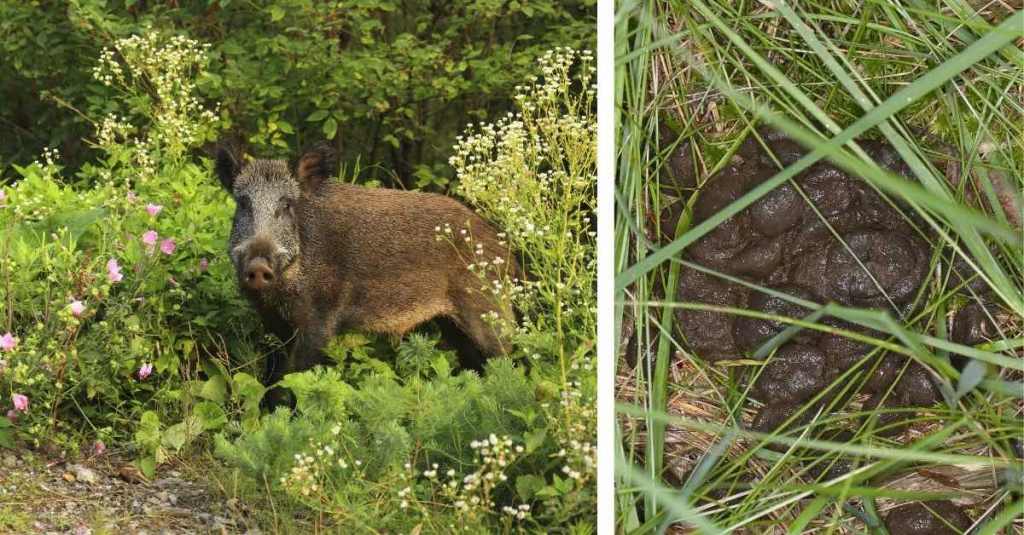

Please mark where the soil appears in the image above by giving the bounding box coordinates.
[0,450,256,534]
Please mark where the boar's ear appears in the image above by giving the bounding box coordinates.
[215,144,242,192]
[295,142,337,193]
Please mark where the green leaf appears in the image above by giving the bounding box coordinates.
[199,375,228,404]
[162,416,202,452]
[524,428,547,453]
[269,6,285,22]
[323,117,338,139]
[138,456,156,479]
[431,355,451,378]
[306,109,329,122]
[232,372,265,406]
[135,411,161,450]
[515,474,546,501]
[955,359,988,400]
[279,368,352,419]
[194,401,228,431]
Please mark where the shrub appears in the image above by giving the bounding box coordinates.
[0,30,258,457]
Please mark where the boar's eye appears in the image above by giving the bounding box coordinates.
[236,195,251,210]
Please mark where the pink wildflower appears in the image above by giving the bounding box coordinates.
[160,238,176,255]
[198,258,209,272]
[93,440,106,456]
[5,409,15,422]
[70,300,86,317]
[11,393,28,412]
[138,363,153,380]
[0,333,16,351]
[0,190,6,204]
[107,258,123,283]
[142,230,158,246]
[145,203,163,217]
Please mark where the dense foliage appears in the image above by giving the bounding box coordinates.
[0,8,596,530]
[0,0,594,188]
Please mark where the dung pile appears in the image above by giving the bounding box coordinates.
[673,130,939,433]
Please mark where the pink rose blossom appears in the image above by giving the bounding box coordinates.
[70,300,86,317]
[93,440,106,456]
[138,363,153,380]
[145,203,163,217]
[198,258,209,272]
[11,393,28,412]
[142,230,159,246]
[160,238,176,255]
[0,333,16,351]
[107,258,123,283]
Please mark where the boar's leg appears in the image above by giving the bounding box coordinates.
[431,316,485,371]
[262,316,331,411]
[451,289,513,363]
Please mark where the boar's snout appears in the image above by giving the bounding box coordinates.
[243,256,275,291]
[232,236,289,293]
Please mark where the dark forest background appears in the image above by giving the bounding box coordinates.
[0,0,594,189]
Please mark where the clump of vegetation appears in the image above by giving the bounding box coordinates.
[0,31,247,456]
[616,2,1022,533]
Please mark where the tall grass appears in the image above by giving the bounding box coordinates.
[615,2,1022,533]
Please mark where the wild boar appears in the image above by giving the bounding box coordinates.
[214,142,517,407]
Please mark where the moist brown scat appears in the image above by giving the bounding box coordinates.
[733,285,817,353]
[676,268,748,362]
[660,123,698,196]
[882,501,972,535]
[751,343,828,404]
[675,130,939,435]
[951,301,999,347]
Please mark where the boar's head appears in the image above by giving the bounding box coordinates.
[214,143,335,299]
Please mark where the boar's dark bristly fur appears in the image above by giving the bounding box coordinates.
[215,142,517,408]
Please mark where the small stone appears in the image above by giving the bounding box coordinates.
[69,464,99,484]
[2,454,16,468]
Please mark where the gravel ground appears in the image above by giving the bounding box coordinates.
[0,450,259,534]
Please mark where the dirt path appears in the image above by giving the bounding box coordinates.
[0,450,258,534]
